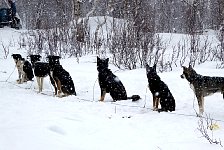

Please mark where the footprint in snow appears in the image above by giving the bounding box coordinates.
[48,126,66,135]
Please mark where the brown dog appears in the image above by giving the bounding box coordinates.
[181,65,224,116]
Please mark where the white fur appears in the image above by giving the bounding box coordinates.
[15,59,26,84]
[36,77,44,93]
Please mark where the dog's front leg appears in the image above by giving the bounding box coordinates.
[24,73,28,82]
[99,88,106,101]
[21,72,26,84]
[49,73,57,96]
[36,77,41,93]
[21,74,25,83]
[52,79,57,96]
[153,96,159,111]
[16,61,23,84]
[17,70,22,84]
[40,77,44,92]
[197,95,204,116]
[18,70,21,80]
[56,80,62,97]
[54,82,58,96]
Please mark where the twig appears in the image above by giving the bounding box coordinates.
[197,115,223,147]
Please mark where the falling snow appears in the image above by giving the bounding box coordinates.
[0,26,224,150]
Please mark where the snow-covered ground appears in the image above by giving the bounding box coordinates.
[0,27,224,150]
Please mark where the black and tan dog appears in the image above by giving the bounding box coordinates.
[181,65,224,116]
[47,55,76,97]
[146,64,175,112]
[97,57,140,102]
[29,54,55,93]
[12,54,34,84]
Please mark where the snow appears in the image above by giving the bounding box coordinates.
[1,27,224,150]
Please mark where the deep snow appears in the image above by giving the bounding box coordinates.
[0,27,224,150]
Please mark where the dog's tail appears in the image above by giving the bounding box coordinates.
[127,95,141,101]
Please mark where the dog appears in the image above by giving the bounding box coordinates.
[47,55,76,97]
[146,64,176,112]
[181,65,224,116]
[12,54,23,82]
[29,54,55,93]
[12,54,34,83]
[97,56,140,102]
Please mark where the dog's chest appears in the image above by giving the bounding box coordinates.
[34,62,49,77]
[16,61,24,73]
[190,83,195,92]
[98,72,118,86]
[50,71,54,78]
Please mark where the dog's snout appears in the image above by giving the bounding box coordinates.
[180,74,185,79]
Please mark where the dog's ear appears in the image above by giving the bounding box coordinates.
[189,64,193,69]
[146,64,150,73]
[105,58,109,63]
[153,64,156,71]
[145,63,149,68]
[53,56,61,59]
[97,56,100,62]
[182,66,189,72]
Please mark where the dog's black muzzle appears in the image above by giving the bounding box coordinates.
[180,74,185,79]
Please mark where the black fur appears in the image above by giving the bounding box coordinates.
[47,55,76,96]
[97,56,140,101]
[22,58,34,81]
[12,54,34,83]
[146,64,175,112]
[12,54,22,60]
[29,55,49,77]
[33,62,50,77]
[29,54,55,93]
[29,54,41,66]
[51,64,76,95]
[181,65,224,115]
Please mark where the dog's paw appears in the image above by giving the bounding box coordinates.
[99,97,105,102]
[16,79,23,84]
[196,113,202,117]
[56,93,63,98]
[153,107,158,111]
[158,108,168,113]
